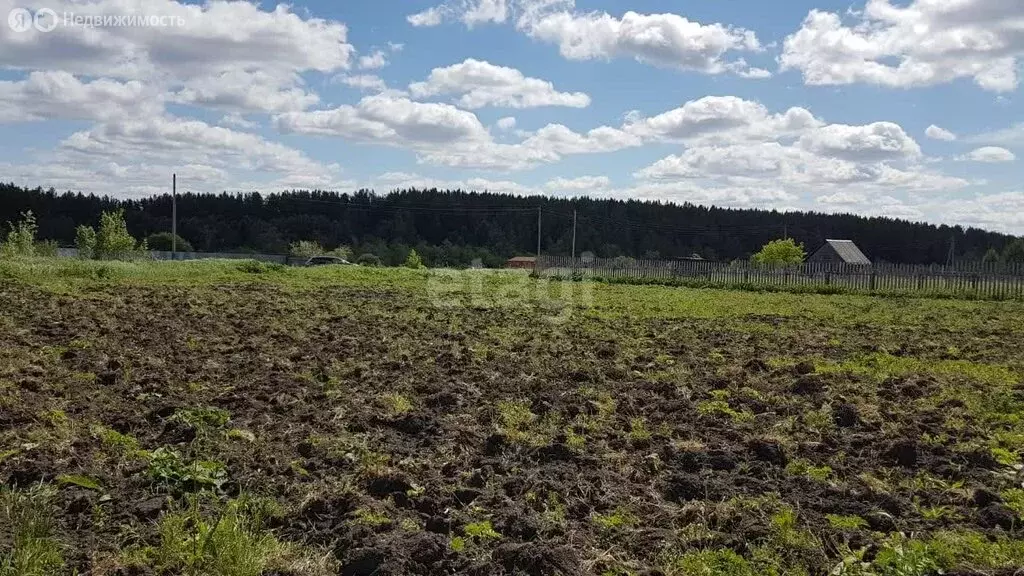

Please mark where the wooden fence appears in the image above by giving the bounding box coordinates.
[536,256,1024,300]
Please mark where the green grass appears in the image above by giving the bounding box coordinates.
[0,485,64,576]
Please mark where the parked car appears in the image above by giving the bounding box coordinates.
[305,256,352,266]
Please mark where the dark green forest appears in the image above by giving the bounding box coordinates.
[0,182,1017,266]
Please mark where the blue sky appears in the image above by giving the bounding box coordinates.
[0,0,1022,233]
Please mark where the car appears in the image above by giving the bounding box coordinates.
[305,255,352,266]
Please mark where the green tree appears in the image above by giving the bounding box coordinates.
[75,225,96,259]
[145,232,193,252]
[95,210,146,260]
[289,240,324,258]
[404,248,425,269]
[982,248,1001,264]
[752,238,806,266]
[1004,239,1024,264]
[1,211,38,258]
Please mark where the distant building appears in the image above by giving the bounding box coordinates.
[808,239,871,265]
[506,256,536,269]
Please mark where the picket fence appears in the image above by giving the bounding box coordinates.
[536,256,1024,300]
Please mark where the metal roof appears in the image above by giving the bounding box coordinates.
[815,239,871,264]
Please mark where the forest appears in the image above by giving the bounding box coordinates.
[0,182,1018,266]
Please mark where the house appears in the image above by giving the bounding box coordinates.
[506,256,536,269]
[808,239,871,265]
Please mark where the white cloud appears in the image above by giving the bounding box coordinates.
[388,42,405,52]
[959,146,1016,163]
[406,1,765,76]
[407,6,445,26]
[358,50,389,70]
[0,71,158,122]
[496,116,517,130]
[0,0,354,82]
[275,94,493,146]
[335,74,389,93]
[522,9,763,76]
[780,0,1024,92]
[967,123,1024,147]
[798,122,922,163]
[220,113,258,130]
[624,96,822,143]
[409,59,589,109]
[925,125,957,142]
[544,176,611,192]
[172,70,319,114]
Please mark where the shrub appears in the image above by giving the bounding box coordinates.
[357,253,381,267]
[75,225,96,259]
[0,211,39,258]
[88,210,147,260]
[752,238,806,266]
[146,232,194,252]
[289,241,324,258]
[404,248,425,269]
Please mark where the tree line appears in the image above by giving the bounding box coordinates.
[0,182,1020,266]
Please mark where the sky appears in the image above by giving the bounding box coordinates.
[0,0,1022,234]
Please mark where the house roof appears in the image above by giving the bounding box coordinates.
[815,239,871,264]
[507,256,537,262]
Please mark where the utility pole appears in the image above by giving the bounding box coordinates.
[171,173,177,258]
[947,235,956,267]
[571,209,577,261]
[536,206,542,263]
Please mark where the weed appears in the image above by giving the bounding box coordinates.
[57,474,102,491]
[0,485,64,576]
[826,514,868,531]
[697,400,754,423]
[353,508,390,527]
[381,393,413,416]
[785,459,833,483]
[147,447,228,493]
[464,520,501,541]
[666,549,755,576]
[628,418,652,443]
[450,537,466,553]
[129,496,331,576]
[592,507,638,532]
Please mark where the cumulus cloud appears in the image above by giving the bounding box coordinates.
[959,146,1016,163]
[334,74,390,93]
[406,0,765,77]
[544,176,611,192]
[358,50,389,70]
[0,71,159,122]
[172,70,319,114]
[496,116,517,130]
[780,0,1024,92]
[624,96,822,143]
[925,125,957,142]
[0,0,354,82]
[409,58,589,109]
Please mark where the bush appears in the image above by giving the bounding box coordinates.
[0,211,39,258]
[146,232,193,252]
[752,238,806,266]
[75,225,96,259]
[404,248,425,269]
[357,253,381,267]
[93,210,147,260]
[289,241,324,258]
[33,240,58,257]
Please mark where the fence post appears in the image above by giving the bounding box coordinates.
[870,268,876,291]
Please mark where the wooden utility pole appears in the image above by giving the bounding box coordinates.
[172,173,177,258]
[571,209,577,260]
[536,207,542,263]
